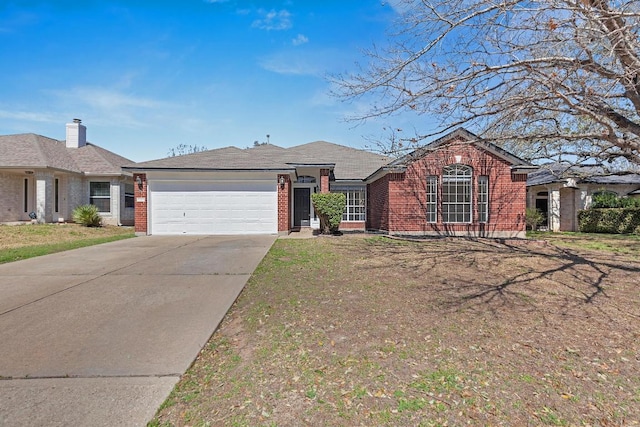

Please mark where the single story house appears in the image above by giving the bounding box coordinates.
[527,164,640,231]
[126,128,536,238]
[0,120,135,225]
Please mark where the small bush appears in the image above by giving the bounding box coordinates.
[311,193,346,234]
[578,207,640,234]
[72,204,102,227]
[525,208,545,231]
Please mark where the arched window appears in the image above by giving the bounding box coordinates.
[442,164,472,223]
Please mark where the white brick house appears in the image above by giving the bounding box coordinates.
[0,120,134,226]
[527,164,640,231]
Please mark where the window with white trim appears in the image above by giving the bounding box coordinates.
[442,164,472,223]
[477,175,489,223]
[90,182,111,213]
[426,176,438,222]
[333,186,366,221]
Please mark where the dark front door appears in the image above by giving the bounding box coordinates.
[294,188,311,227]
[535,198,549,228]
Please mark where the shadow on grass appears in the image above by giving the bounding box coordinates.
[359,236,640,321]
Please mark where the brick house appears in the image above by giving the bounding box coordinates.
[0,120,135,225]
[126,128,536,237]
[366,128,535,237]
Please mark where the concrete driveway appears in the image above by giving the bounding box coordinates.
[0,234,276,426]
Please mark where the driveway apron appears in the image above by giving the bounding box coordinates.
[0,234,276,426]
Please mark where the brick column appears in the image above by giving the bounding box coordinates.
[320,169,330,193]
[277,174,291,234]
[133,173,148,235]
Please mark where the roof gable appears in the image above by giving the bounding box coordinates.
[390,128,532,168]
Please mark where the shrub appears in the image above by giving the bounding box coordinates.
[578,207,640,234]
[72,204,102,227]
[311,193,346,234]
[525,207,545,231]
[592,192,640,208]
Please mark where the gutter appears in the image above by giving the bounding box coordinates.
[510,165,539,174]
[122,167,297,174]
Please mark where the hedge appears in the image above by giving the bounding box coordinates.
[578,207,640,234]
[311,192,346,234]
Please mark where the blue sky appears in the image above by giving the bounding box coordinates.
[0,1,424,162]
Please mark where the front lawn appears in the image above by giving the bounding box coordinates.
[151,235,640,426]
[0,223,134,264]
[530,231,640,256]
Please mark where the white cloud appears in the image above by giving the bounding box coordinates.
[292,34,308,46]
[259,51,322,76]
[37,86,179,129]
[51,86,173,110]
[0,110,59,123]
[382,0,411,14]
[251,9,292,31]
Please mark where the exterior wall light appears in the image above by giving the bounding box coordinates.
[135,175,143,189]
[279,176,285,188]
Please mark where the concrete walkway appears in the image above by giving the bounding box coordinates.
[0,234,276,426]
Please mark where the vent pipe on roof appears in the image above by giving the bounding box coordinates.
[66,118,87,148]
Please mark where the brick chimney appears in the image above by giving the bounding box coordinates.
[65,118,86,148]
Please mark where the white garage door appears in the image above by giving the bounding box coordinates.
[150,180,278,235]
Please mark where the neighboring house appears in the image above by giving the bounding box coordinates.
[126,128,536,237]
[0,120,135,225]
[527,164,640,232]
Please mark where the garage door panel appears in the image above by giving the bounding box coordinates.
[150,180,278,235]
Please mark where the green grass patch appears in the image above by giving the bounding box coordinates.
[528,231,640,255]
[0,233,134,264]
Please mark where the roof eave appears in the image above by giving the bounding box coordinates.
[286,163,336,168]
[364,166,407,183]
[123,166,297,173]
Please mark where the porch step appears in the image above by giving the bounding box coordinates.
[282,227,316,239]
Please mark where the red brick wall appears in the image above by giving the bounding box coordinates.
[320,169,330,193]
[133,173,147,234]
[372,143,526,236]
[277,174,291,232]
[339,221,365,230]
[367,175,391,231]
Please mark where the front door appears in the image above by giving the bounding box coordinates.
[294,188,311,227]
[535,198,549,228]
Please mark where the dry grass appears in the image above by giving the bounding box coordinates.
[152,234,640,427]
[0,223,134,250]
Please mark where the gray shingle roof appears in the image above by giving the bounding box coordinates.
[286,141,391,180]
[0,133,79,171]
[133,146,294,170]
[0,133,132,175]
[70,144,134,175]
[130,141,392,180]
[527,164,640,186]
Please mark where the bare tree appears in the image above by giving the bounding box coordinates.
[332,0,640,169]
[167,144,208,157]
